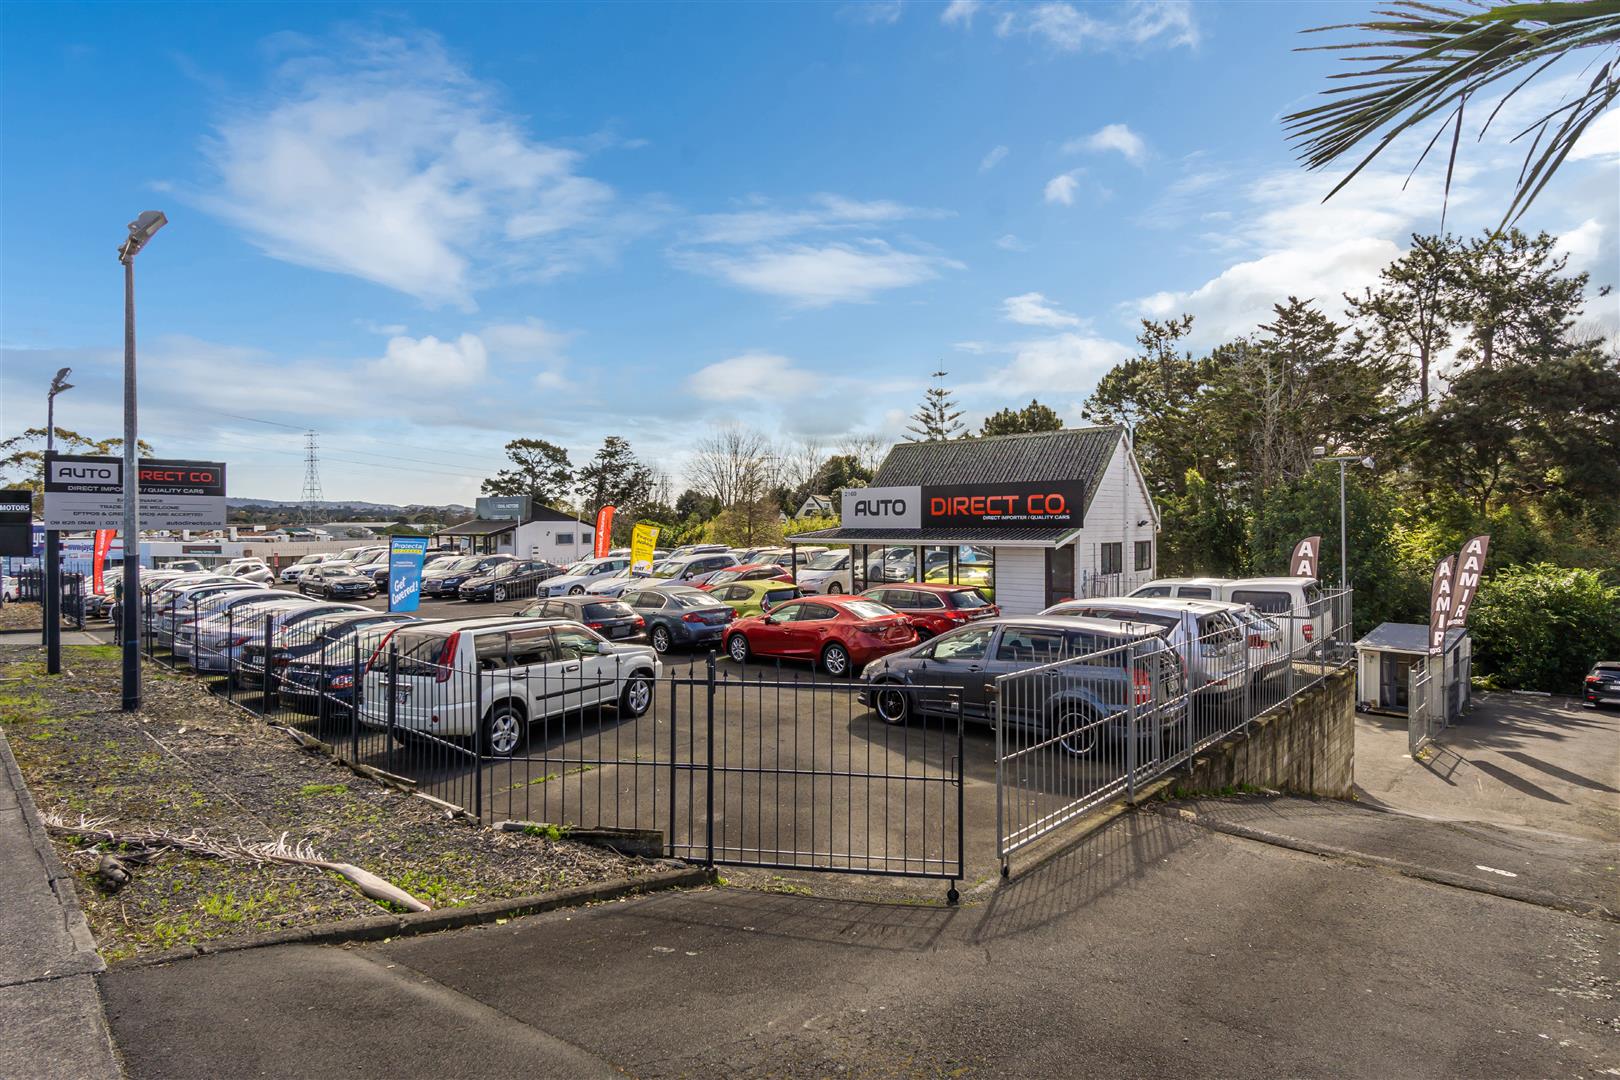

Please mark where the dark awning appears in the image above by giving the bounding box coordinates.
[788,526,1083,548]
[433,518,518,538]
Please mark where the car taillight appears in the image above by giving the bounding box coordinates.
[633,616,645,628]
[1302,623,1314,642]
[1586,674,1600,684]
[434,631,459,683]
[1132,666,1153,707]
[588,622,604,630]
[331,673,355,689]
[1248,634,1266,649]
[225,634,252,648]
[682,612,706,623]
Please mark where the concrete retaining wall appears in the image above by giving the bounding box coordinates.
[1177,667,1355,798]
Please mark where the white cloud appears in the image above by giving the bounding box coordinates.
[370,333,489,385]
[682,242,955,307]
[995,233,1031,251]
[1002,292,1082,328]
[941,0,982,26]
[1066,123,1147,165]
[840,1,904,25]
[481,318,573,359]
[965,333,1134,395]
[686,352,821,401]
[979,144,1009,172]
[1044,171,1082,205]
[676,195,957,305]
[196,30,629,308]
[975,0,1199,53]
[1568,107,1620,163]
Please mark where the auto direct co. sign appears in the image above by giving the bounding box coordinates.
[841,480,1086,530]
[43,455,227,531]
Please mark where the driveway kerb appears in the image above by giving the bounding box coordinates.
[113,863,716,970]
[1156,802,1619,922]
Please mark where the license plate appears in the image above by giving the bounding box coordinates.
[611,625,632,638]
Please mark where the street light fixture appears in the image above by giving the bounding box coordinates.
[1311,445,1375,599]
[42,368,75,672]
[118,210,166,712]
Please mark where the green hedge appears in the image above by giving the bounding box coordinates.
[1470,564,1620,692]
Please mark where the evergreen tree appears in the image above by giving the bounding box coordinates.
[979,400,1063,437]
[906,370,964,441]
[480,438,573,506]
[575,435,654,520]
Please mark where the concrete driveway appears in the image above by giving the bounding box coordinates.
[1355,693,1620,842]
[100,809,1618,1079]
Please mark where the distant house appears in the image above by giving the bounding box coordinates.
[319,521,396,539]
[282,526,330,543]
[795,494,835,520]
[433,496,595,563]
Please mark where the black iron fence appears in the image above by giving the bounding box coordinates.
[7,568,85,629]
[136,594,966,895]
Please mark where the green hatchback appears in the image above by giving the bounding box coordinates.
[707,579,804,618]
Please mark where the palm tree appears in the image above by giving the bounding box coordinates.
[1285,1,1620,226]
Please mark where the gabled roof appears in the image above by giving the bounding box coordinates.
[871,426,1124,510]
[1355,622,1468,654]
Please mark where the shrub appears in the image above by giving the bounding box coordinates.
[1469,564,1620,692]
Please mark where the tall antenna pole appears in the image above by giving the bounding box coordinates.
[301,430,323,513]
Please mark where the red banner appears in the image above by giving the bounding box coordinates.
[593,505,615,559]
[1450,534,1491,627]
[92,529,115,595]
[1289,535,1321,579]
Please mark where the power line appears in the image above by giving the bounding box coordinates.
[201,408,508,470]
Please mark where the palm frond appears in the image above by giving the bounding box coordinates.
[1284,0,1620,227]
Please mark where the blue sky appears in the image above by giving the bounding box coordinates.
[2,0,1616,505]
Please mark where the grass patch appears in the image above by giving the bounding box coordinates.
[298,783,350,798]
[522,823,570,841]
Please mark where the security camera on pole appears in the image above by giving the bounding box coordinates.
[1312,444,1375,636]
[118,211,167,712]
[43,367,75,674]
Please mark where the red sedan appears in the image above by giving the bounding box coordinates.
[859,583,999,640]
[723,595,918,676]
[698,563,794,590]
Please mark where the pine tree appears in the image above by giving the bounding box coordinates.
[906,370,965,441]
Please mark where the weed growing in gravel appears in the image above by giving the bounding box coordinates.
[298,783,350,798]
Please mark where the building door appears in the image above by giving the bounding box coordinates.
[1380,654,1410,711]
[1044,547,1075,609]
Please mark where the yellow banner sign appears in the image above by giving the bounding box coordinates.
[631,522,661,574]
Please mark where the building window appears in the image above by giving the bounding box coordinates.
[556,532,574,546]
[1135,540,1152,572]
[1100,542,1123,575]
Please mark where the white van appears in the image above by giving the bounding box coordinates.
[1130,577,1331,658]
[360,616,661,756]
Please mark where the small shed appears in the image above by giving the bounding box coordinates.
[1354,622,1471,717]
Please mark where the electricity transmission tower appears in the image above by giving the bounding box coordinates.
[300,430,323,511]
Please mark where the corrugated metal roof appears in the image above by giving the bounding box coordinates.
[871,425,1123,509]
[788,526,1080,547]
[1355,622,1468,654]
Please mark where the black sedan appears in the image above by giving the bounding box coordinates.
[517,595,646,642]
[459,558,563,602]
[273,611,422,717]
[1585,661,1620,707]
[419,554,513,598]
[619,584,733,654]
[297,564,377,600]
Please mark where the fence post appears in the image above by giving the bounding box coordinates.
[705,650,716,867]
[386,642,399,774]
[350,640,363,765]
[951,692,964,904]
[667,671,677,859]
[226,607,236,706]
[473,652,484,825]
[317,631,329,729]
[261,613,275,715]
[994,674,1007,878]
[1126,642,1138,800]
[189,597,199,669]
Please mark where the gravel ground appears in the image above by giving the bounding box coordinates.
[0,643,657,964]
[0,601,66,633]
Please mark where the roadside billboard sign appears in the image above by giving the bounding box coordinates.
[388,536,430,612]
[841,480,1086,531]
[42,455,226,531]
[0,489,31,557]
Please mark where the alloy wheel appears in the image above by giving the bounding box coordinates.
[822,644,850,677]
[651,626,672,653]
[483,705,525,757]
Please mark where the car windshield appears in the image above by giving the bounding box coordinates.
[436,557,481,575]
[391,629,453,676]
[950,590,992,609]
[807,551,847,570]
[583,602,633,620]
[843,600,893,620]
[486,562,519,578]
[669,591,719,609]
[564,560,598,575]
[648,560,682,576]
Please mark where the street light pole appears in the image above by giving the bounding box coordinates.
[43,367,74,673]
[118,211,166,712]
[1338,458,1348,592]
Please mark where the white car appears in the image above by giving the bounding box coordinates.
[1,574,18,602]
[218,559,276,584]
[794,549,854,594]
[536,556,632,597]
[359,616,661,756]
[279,553,339,583]
[1131,576,1333,659]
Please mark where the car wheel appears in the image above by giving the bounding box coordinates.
[874,683,911,725]
[493,585,508,603]
[480,702,527,758]
[827,582,843,594]
[619,674,653,717]
[726,633,750,664]
[1052,704,1098,756]
[569,585,586,595]
[650,625,673,654]
[821,642,852,678]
